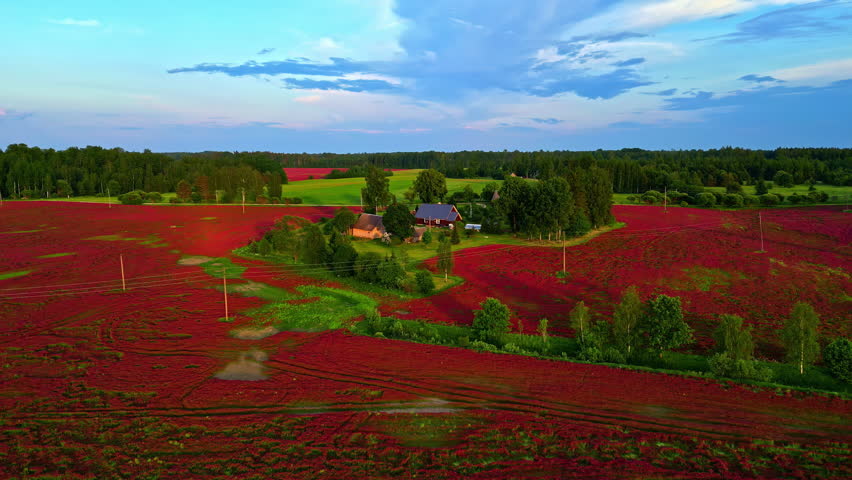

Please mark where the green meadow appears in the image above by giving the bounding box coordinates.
[280,169,497,205]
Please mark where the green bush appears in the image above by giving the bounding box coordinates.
[118,192,144,205]
[823,338,852,383]
[422,229,433,245]
[709,353,773,382]
[759,194,779,206]
[415,269,435,294]
[696,192,716,207]
[145,192,163,203]
[722,194,744,208]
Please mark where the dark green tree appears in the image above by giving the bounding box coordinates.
[450,222,461,244]
[641,295,693,358]
[415,269,435,294]
[413,168,448,203]
[267,172,283,200]
[755,178,769,195]
[330,207,357,234]
[496,175,529,233]
[773,170,794,188]
[376,256,405,289]
[472,297,511,343]
[383,203,415,240]
[361,164,391,211]
[782,302,820,375]
[299,223,328,266]
[422,229,433,245]
[585,166,614,228]
[56,179,73,197]
[176,180,192,202]
[823,338,852,383]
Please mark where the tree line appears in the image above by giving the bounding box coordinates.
[176,147,852,191]
[0,144,288,202]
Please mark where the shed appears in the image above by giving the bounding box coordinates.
[414,204,462,227]
[352,213,386,239]
[409,226,427,243]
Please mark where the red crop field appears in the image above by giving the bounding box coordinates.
[1,202,849,479]
[386,205,851,355]
[284,167,349,181]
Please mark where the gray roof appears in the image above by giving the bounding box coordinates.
[414,204,461,222]
[353,213,385,231]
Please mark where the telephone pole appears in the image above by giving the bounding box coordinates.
[562,238,566,274]
[119,254,127,291]
[222,268,229,320]
[241,189,246,214]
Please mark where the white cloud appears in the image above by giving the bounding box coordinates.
[48,18,101,27]
[570,0,811,34]
[449,17,486,30]
[769,58,852,86]
[340,72,403,85]
[533,46,569,67]
[317,37,342,50]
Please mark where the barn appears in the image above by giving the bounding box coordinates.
[414,203,462,227]
[351,213,386,239]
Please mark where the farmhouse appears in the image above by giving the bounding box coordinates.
[351,213,386,239]
[414,203,463,227]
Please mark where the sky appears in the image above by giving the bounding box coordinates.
[1,0,851,152]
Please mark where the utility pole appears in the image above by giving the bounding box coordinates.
[241,188,246,214]
[119,254,126,291]
[107,188,111,209]
[758,211,765,252]
[562,238,566,274]
[222,267,229,321]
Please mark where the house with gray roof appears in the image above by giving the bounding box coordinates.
[414,203,462,227]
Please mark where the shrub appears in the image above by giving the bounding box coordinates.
[145,192,163,203]
[450,222,461,244]
[255,194,269,205]
[743,195,760,206]
[722,194,744,208]
[696,192,716,207]
[823,338,852,383]
[415,269,435,294]
[566,212,592,237]
[759,194,779,206]
[808,190,829,203]
[422,229,433,245]
[709,353,773,382]
[118,192,144,205]
[470,340,499,353]
[169,197,183,204]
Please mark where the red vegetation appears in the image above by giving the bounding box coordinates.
[0,202,848,479]
[284,167,349,181]
[385,206,851,354]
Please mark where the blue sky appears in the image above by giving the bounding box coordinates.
[1,0,850,152]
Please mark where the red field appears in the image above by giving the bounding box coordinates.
[0,202,849,479]
[284,167,349,181]
[385,205,851,355]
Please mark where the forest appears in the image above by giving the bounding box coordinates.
[1,144,850,200]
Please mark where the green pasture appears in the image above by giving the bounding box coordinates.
[615,185,852,206]
[36,252,77,259]
[279,169,497,205]
[0,270,32,281]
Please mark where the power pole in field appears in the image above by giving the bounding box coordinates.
[222,267,229,321]
[241,188,246,214]
[562,238,566,274]
[119,254,127,291]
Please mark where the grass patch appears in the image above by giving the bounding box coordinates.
[200,216,217,220]
[246,286,376,332]
[199,257,246,279]
[0,270,32,281]
[36,252,77,259]
[669,266,746,292]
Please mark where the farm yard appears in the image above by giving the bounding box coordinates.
[0,201,849,479]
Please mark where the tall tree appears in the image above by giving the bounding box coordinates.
[585,166,614,228]
[569,301,591,346]
[383,203,415,239]
[781,302,820,375]
[361,164,391,212]
[267,172,283,200]
[299,224,328,266]
[195,175,212,202]
[413,168,448,203]
[176,180,192,202]
[713,314,754,361]
[496,175,529,233]
[437,237,453,280]
[330,207,357,234]
[641,295,693,358]
[472,297,511,343]
[613,286,642,356]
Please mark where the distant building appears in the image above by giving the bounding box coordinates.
[409,226,427,243]
[414,204,462,227]
[352,213,386,239]
[491,190,500,202]
[464,224,481,231]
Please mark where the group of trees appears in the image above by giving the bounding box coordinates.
[494,167,614,239]
[0,144,288,202]
[247,209,441,294]
[467,290,850,386]
[173,147,852,190]
[632,176,835,208]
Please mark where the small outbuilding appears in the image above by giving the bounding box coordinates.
[464,224,481,231]
[352,213,386,239]
[414,204,462,227]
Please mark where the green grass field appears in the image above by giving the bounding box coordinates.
[280,169,497,205]
[614,184,852,206]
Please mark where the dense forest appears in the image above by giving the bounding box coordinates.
[1,145,850,201]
